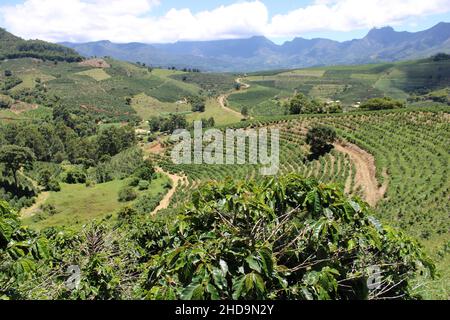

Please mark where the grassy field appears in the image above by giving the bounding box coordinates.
[187,98,242,126]
[170,72,236,96]
[131,93,191,120]
[227,84,289,116]
[22,174,170,230]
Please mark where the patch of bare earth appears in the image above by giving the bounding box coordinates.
[20,192,50,219]
[10,101,38,114]
[151,168,186,216]
[79,58,111,68]
[142,141,165,156]
[334,141,388,207]
[218,94,243,118]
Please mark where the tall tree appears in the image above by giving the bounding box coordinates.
[306,126,337,157]
[0,145,35,189]
[288,93,313,115]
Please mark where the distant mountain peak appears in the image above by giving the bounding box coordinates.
[366,26,396,39]
[61,22,450,72]
[364,25,414,45]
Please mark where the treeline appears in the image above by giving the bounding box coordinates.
[0,118,135,165]
[148,113,215,133]
[283,93,407,114]
[284,93,343,115]
[0,109,136,209]
[360,97,406,110]
[0,28,82,63]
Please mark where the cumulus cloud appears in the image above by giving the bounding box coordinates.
[0,0,449,43]
[267,0,450,37]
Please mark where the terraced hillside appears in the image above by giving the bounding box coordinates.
[148,108,449,299]
[0,58,237,124]
[228,56,450,116]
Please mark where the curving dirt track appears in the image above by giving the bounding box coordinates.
[217,77,251,118]
[21,191,50,218]
[151,168,186,216]
[217,94,245,118]
[334,141,388,207]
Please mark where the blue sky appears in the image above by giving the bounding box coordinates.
[0,0,449,43]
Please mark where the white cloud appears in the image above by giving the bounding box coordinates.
[267,0,450,37]
[0,0,449,43]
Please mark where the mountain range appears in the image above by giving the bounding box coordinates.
[58,22,449,72]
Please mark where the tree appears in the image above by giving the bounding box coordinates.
[53,105,74,128]
[118,186,138,202]
[0,95,13,109]
[201,117,215,128]
[188,96,206,113]
[360,97,405,111]
[0,145,35,189]
[241,106,249,117]
[306,126,337,157]
[38,168,52,188]
[148,114,188,133]
[135,160,155,181]
[207,117,215,128]
[96,125,136,158]
[64,167,87,184]
[39,169,61,191]
[287,93,314,114]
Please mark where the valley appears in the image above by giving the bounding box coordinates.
[0,27,449,301]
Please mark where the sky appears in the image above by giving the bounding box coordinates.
[0,0,449,44]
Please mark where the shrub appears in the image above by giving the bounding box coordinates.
[138,180,150,191]
[143,174,435,300]
[0,95,13,109]
[85,180,95,188]
[128,177,140,187]
[46,179,61,192]
[64,168,87,184]
[306,126,337,157]
[40,203,58,216]
[135,161,155,181]
[360,97,405,110]
[117,206,138,222]
[118,186,138,202]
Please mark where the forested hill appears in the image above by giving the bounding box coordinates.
[0,28,82,62]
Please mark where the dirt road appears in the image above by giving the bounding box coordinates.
[334,142,388,207]
[21,191,50,219]
[151,168,186,215]
[217,77,251,118]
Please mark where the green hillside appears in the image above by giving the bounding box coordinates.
[0,28,82,62]
[0,58,227,123]
[0,45,449,300]
[229,55,450,116]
